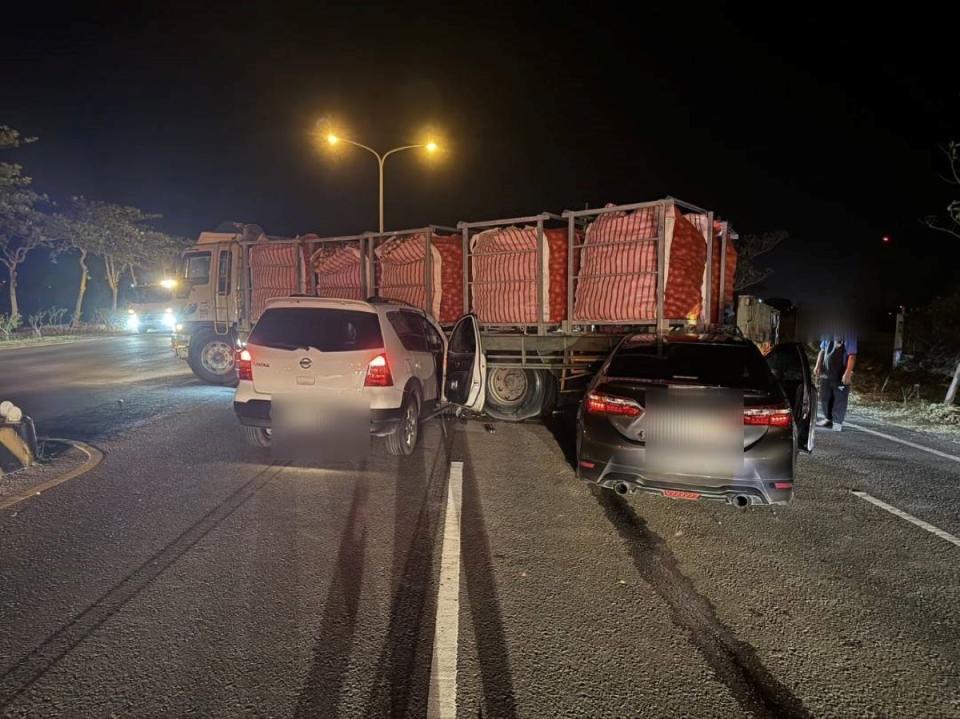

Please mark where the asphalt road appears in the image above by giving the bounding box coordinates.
[1,337,959,717]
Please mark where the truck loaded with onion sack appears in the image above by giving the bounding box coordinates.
[170,199,737,421]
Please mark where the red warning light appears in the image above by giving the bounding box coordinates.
[882,235,891,244]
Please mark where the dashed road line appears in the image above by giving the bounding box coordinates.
[851,490,960,549]
[844,422,960,464]
[427,460,463,719]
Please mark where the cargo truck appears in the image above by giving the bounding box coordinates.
[171,198,737,418]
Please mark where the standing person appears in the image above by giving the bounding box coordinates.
[814,333,857,431]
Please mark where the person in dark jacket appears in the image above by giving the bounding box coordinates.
[814,333,857,431]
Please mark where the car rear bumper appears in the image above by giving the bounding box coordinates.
[233,399,402,437]
[578,430,796,506]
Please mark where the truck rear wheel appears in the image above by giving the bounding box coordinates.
[188,330,238,386]
[484,368,555,421]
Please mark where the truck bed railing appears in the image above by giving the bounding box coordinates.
[362,226,457,317]
[457,212,563,337]
[234,197,729,342]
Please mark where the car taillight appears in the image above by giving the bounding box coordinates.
[237,348,252,381]
[364,353,393,387]
[585,392,642,417]
[743,405,792,427]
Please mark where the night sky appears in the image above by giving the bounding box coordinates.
[2,2,958,318]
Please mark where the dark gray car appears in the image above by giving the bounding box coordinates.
[576,332,815,506]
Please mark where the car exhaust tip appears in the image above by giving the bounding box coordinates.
[614,482,631,496]
[731,494,750,508]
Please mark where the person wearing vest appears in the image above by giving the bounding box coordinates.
[814,334,857,431]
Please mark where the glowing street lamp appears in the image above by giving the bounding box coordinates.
[323,131,440,232]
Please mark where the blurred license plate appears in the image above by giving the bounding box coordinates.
[272,394,369,463]
[662,489,701,501]
[645,387,744,476]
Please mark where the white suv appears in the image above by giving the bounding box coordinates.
[233,296,486,455]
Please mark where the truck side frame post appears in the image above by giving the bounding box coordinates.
[424,228,433,315]
[461,222,470,315]
[656,200,667,349]
[536,217,545,336]
[702,210,714,330]
[565,212,575,334]
[718,223,728,324]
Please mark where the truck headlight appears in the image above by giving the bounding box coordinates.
[162,310,177,329]
[127,313,140,331]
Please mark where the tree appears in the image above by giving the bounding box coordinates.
[49,198,188,318]
[45,208,95,326]
[123,228,190,285]
[923,140,960,240]
[734,230,788,291]
[922,138,960,402]
[68,200,155,311]
[0,126,47,318]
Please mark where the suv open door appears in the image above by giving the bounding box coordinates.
[444,314,486,412]
[765,342,816,452]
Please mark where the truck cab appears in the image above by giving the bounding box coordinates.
[172,230,246,384]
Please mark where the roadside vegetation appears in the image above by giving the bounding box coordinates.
[0,124,188,342]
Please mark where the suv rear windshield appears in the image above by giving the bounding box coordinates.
[249,307,383,352]
[607,338,774,390]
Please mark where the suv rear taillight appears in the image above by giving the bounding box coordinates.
[237,348,252,381]
[585,391,643,417]
[743,405,792,427]
[364,353,393,387]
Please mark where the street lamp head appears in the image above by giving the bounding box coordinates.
[425,141,438,153]
[327,133,339,145]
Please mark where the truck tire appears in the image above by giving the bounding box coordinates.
[188,330,238,386]
[485,368,554,422]
[386,392,420,456]
[242,426,271,448]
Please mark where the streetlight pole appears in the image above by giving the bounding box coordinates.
[326,135,437,232]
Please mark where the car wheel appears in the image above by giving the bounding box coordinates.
[188,330,238,386]
[386,393,420,456]
[242,426,271,448]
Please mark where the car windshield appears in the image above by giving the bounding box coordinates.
[248,307,383,352]
[607,338,775,390]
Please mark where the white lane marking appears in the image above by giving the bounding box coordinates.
[427,461,464,719]
[844,421,960,465]
[851,490,960,549]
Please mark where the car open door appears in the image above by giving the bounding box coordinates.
[444,314,486,412]
[765,342,816,453]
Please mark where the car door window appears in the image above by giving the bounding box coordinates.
[387,311,427,352]
[420,317,444,352]
[765,342,816,453]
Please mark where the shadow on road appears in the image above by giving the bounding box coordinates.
[543,407,578,470]
[294,477,370,718]
[455,433,519,719]
[360,422,452,718]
